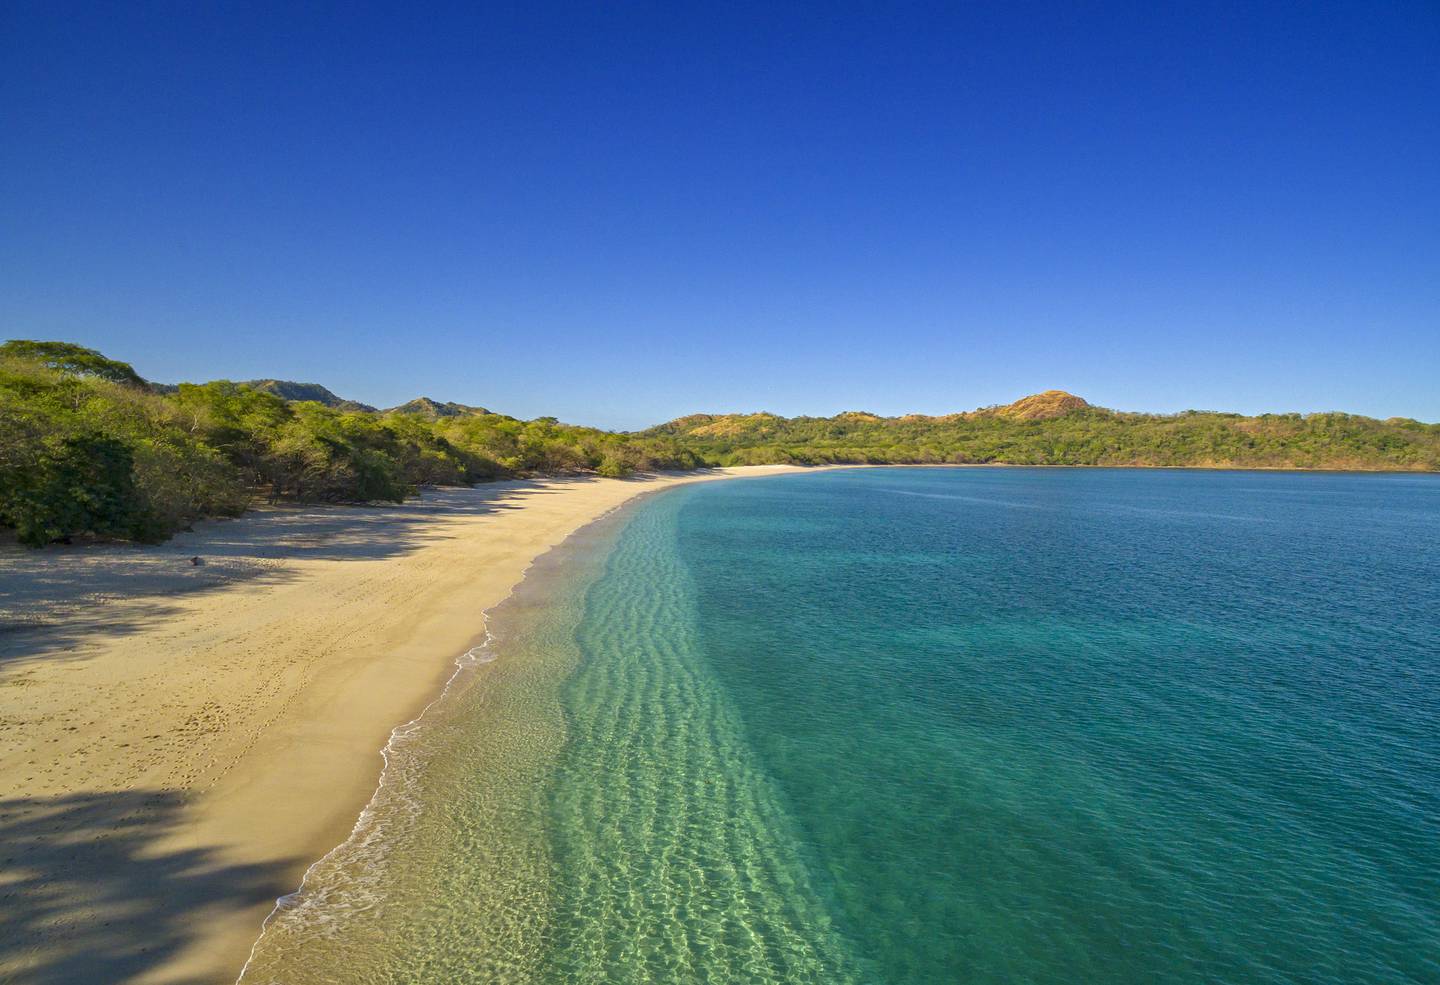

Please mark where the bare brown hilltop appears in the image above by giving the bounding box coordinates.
[987,390,1092,420]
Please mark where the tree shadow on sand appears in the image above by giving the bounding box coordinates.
[0,791,294,985]
[0,480,613,666]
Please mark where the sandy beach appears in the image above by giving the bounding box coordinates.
[0,466,809,984]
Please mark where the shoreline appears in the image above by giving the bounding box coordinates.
[5,463,1427,981]
[0,465,818,985]
[236,473,693,979]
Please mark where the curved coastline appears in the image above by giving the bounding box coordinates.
[236,464,873,984]
[0,466,822,985]
[216,466,832,984]
[234,474,675,980]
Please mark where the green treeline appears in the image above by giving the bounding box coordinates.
[0,341,700,546]
[3,340,1437,546]
[640,407,1440,471]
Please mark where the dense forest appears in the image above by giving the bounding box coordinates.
[3,341,1437,546]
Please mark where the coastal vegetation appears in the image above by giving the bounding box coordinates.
[3,341,1437,545]
[0,341,700,545]
[642,389,1440,471]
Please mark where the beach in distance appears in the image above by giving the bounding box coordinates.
[0,466,810,984]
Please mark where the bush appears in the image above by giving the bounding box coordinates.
[0,433,154,545]
[596,453,632,478]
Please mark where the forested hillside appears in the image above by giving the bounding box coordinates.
[3,340,1437,546]
[644,390,1440,471]
[0,341,700,545]
[384,397,491,418]
[241,379,378,413]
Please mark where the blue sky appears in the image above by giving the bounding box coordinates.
[3,2,1437,429]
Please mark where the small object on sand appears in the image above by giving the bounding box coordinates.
[190,556,203,566]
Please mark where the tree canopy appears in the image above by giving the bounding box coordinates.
[0,340,149,388]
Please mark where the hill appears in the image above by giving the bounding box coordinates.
[242,379,378,413]
[0,341,701,545]
[984,389,1091,420]
[385,396,492,419]
[642,391,1440,471]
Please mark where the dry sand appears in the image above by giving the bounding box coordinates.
[0,466,813,984]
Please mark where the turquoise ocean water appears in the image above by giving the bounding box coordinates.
[241,468,1439,984]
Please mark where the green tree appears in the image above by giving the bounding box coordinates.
[0,340,148,388]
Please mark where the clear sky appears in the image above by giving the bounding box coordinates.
[3,2,1437,429]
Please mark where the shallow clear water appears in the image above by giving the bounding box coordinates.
[242,468,1440,984]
